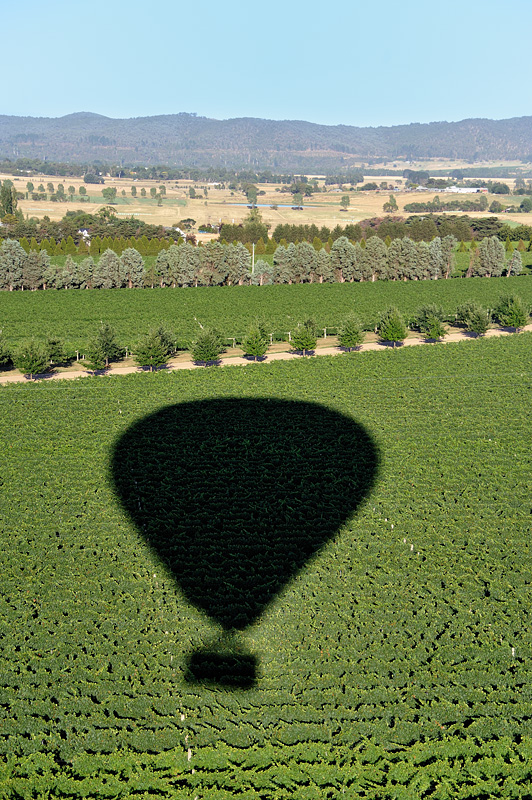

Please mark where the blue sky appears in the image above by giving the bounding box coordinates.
[3,0,531,127]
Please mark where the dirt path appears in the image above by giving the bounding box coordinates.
[1,324,531,386]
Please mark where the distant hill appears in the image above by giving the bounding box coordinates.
[1,112,532,171]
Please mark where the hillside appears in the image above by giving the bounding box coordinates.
[2,112,532,170]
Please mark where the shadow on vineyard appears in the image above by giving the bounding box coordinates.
[111,398,379,687]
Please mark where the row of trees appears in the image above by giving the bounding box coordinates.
[0,235,524,291]
[2,294,528,378]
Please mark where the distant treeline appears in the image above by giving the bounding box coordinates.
[0,234,524,292]
[0,157,318,186]
[3,212,532,260]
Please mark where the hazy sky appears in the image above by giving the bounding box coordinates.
[3,0,531,127]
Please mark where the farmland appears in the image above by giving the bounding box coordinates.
[1,333,531,797]
[2,276,532,353]
[6,163,532,239]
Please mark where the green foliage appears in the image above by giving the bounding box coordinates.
[47,336,68,365]
[191,327,224,363]
[2,279,532,357]
[411,304,447,340]
[242,326,268,360]
[1,337,532,796]
[411,303,445,330]
[492,294,529,330]
[291,323,317,355]
[13,338,49,377]
[337,314,364,351]
[0,333,12,368]
[86,323,122,369]
[456,301,491,335]
[377,306,407,346]
[134,329,171,370]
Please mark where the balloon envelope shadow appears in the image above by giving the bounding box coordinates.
[111,398,378,688]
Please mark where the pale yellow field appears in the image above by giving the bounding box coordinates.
[5,163,532,239]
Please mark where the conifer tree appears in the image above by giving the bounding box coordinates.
[338,314,364,351]
[377,307,407,347]
[242,326,268,360]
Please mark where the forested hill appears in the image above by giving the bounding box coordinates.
[2,112,532,170]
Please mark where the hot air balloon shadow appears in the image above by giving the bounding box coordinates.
[111,398,379,688]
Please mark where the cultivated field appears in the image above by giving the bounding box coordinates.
[1,334,531,797]
[6,159,532,239]
[2,277,532,351]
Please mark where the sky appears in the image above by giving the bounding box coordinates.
[3,0,532,128]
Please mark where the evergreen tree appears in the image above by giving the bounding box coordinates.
[65,235,77,255]
[329,236,357,282]
[314,249,333,283]
[85,341,108,371]
[423,316,447,341]
[441,235,458,278]
[153,324,176,356]
[14,339,49,378]
[478,236,505,277]
[198,241,226,286]
[377,307,407,347]
[23,249,49,290]
[273,245,293,284]
[338,314,364,351]
[0,180,17,217]
[387,237,417,280]
[134,329,170,371]
[87,323,122,368]
[428,237,444,279]
[62,255,76,289]
[456,302,490,336]
[415,241,432,279]
[291,323,317,356]
[120,248,145,288]
[178,243,201,286]
[0,239,26,290]
[225,243,250,286]
[293,241,317,283]
[191,328,224,364]
[0,334,12,369]
[506,249,523,277]
[411,304,446,333]
[242,326,268,360]
[79,256,95,289]
[250,259,274,285]
[492,294,529,331]
[361,236,387,281]
[47,337,68,365]
[93,249,124,289]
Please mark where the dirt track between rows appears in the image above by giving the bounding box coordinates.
[1,324,531,385]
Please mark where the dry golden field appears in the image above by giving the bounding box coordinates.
[5,163,532,237]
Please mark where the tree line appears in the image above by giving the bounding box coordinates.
[1,293,528,378]
[0,234,525,291]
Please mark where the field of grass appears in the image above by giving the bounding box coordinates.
[6,163,532,237]
[1,277,532,352]
[1,334,531,797]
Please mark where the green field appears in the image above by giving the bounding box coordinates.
[1,276,532,352]
[1,334,532,797]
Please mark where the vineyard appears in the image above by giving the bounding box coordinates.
[2,276,532,351]
[1,334,531,797]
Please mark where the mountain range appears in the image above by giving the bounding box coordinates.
[1,112,532,171]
